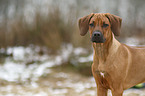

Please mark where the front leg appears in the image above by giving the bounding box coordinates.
[111,86,123,96]
[93,72,108,96]
[111,90,123,96]
[92,65,108,96]
[97,84,108,96]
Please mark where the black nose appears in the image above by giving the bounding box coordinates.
[91,31,106,43]
[93,32,101,37]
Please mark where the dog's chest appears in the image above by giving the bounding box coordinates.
[100,72,105,78]
[97,70,107,78]
[96,70,110,88]
[92,63,111,88]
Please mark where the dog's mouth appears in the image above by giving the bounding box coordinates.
[91,31,106,43]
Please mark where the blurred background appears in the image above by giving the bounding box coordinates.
[0,0,145,96]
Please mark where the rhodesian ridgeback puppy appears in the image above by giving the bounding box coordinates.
[78,13,145,96]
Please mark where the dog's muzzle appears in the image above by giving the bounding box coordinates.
[91,31,106,43]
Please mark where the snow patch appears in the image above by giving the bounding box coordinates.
[78,53,93,63]
[0,44,93,82]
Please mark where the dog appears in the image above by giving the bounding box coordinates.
[78,13,145,96]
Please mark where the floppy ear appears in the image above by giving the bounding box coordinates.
[105,13,122,36]
[78,13,94,36]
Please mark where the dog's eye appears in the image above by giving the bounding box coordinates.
[89,22,94,27]
[103,23,109,28]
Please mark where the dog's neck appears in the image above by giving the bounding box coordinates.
[93,33,120,63]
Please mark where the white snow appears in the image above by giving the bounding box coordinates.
[78,53,93,63]
[0,62,26,82]
[0,44,92,83]
[125,37,141,46]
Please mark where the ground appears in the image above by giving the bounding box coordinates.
[0,65,145,96]
[0,46,144,96]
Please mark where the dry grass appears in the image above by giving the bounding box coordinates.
[0,8,80,54]
[0,7,145,54]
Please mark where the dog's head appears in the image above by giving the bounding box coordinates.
[78,13,122,43]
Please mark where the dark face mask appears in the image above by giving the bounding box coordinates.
[91,31,106,43]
